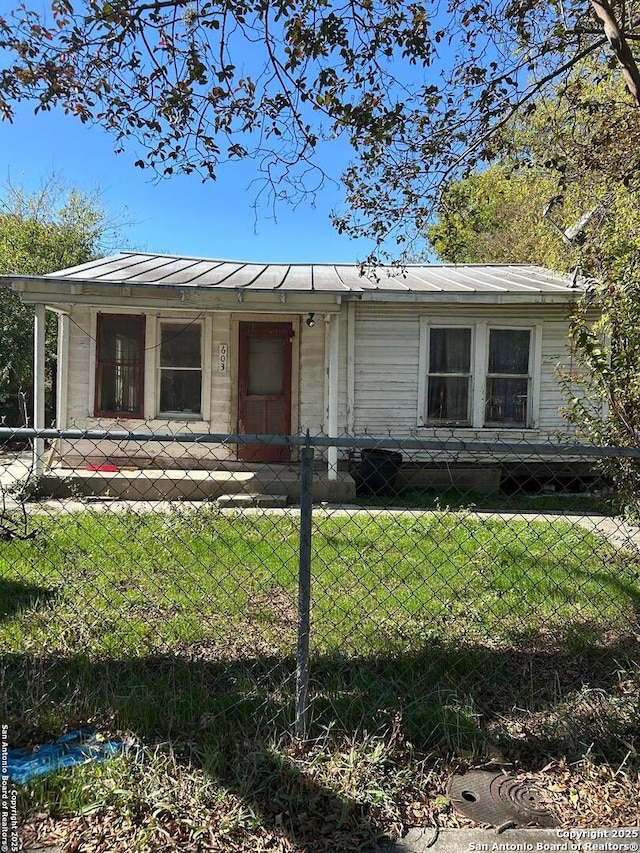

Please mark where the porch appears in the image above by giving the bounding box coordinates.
[33,461,356,503]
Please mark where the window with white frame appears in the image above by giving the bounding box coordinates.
[158,322,202,416]
[426,327,472,424]
[420,320,536,429]
[484,328,531,427]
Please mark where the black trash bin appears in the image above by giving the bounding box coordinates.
[357,448,402,497]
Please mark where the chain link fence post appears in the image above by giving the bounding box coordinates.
[295,442,314,740]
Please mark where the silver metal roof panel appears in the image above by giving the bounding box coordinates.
[123,258,226,284]
[245,265,293,289]
[311,266,352,292]
[3,252,580,297]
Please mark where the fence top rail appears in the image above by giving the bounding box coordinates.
[1,427,640,458]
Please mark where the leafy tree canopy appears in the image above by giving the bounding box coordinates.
[0,178,119,425]
[0,179,110,275]
[1,1,639,251]
[427,71,640,278]
[424,73,640,513]
[426,166,559,264]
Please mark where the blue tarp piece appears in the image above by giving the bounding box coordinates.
[4,727,122,785]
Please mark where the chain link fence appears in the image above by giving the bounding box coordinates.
[1,426,639,848]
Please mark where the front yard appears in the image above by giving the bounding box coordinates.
[1,507,639,850]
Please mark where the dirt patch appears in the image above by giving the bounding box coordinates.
[247,585,298,627]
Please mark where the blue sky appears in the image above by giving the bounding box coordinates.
[1,101,383,264]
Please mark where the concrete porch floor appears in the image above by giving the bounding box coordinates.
[33,462,356,503]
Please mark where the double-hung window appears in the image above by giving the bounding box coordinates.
[485,328,531,427]
[421,320,536,429]
[426,327,472,425]
[95,314,145,418]
[158,322,202,417]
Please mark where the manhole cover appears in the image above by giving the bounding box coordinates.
[448,770,559,827]
[490,775,559,827]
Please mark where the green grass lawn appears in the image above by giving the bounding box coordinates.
[1,508,634,656]
[2,506,639,850]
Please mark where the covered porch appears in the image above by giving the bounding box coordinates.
[33,458,356,503]
[10,253,354,490]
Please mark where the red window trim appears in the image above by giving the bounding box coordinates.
[94,313,146,419]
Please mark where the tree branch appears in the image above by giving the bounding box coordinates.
[439,37,608,190]
[589,0,640,106]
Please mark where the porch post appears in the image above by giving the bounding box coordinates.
[327,313,339,481]
[56,313,70,430]
[33,303,46,475]
[346,301,355,436]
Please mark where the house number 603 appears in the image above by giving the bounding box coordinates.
[219,343,228,373]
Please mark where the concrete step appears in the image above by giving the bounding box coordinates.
[216,493,289,509]
[35,467,356,502]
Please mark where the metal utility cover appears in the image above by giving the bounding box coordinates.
[448,770,559,828]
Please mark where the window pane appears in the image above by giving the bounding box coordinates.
[248,336,284,395]
[161,324,201,368]
[485,377,528,425]
[160,369,202,414]
[98,365,141,413]
[427,377,470,422]
[430,328,471,373]
[97,315,144,415]
[98,316,143,363]
[488,329,530,374]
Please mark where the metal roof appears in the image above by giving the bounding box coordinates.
[11,252,580,296]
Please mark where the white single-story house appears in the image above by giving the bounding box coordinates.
[1,252,587,497]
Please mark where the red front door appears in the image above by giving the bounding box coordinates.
[238,322,293,462]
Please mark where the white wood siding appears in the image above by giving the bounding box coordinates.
[60,308,231,466]
[538,316,574,431]
[210,312,232,433]
[299,316,327,433]
[323,309,349,433]
[66,305,92,424]
[57,299,576,469]
[59,306,330,468]
[352,302,575,442]
[353,304,421,434]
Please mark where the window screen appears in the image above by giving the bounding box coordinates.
[159,323,202,416]
[96,314,145,417]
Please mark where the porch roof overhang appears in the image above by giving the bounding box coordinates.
[7,276,346,313]
[1,251,583,309]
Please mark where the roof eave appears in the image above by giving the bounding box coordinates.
[358,290,582,304]
[7,274,354,293]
